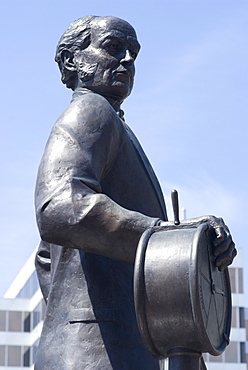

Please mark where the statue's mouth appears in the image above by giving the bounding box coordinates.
[114,69,132,84]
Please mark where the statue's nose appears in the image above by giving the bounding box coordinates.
[120,49,134,66]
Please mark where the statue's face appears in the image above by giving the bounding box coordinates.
[74,17,140,103]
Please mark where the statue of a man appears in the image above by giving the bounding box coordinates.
[34,16,236,369]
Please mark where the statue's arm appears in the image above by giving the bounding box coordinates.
[35,95,160,265]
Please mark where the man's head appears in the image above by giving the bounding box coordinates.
[55,16,140,104]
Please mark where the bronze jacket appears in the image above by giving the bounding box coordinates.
[34,88,167,369]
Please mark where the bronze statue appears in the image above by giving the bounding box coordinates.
[34,16,236,369]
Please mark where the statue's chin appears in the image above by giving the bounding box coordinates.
[110,81,132,100]
[84,82,132,104]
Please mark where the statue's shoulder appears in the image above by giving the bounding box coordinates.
[56,90,120,133]
[72,89,111,106]
[53,91,123,145]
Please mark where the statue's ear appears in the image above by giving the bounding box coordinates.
[61,49,76,71]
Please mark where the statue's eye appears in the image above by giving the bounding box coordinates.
[108,43,119,50]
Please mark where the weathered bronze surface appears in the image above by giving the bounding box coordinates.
[34,16,236,369]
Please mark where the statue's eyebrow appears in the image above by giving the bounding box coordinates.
[98,31,126,44]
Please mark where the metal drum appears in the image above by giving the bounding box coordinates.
[134,223,231,360]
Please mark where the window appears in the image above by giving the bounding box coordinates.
[238,268,243,293]
[229,268,236,293]
[8,345,22,366]
[231,306,237,327]
[31,339,40,365]
[32,302,42,329]
[245,309,248,340]
[17,271,39,298]
[8,311,22,332]
[239,307,245,328]
[24,312,31,332]
[240,342,246,363]
[225,341,238,363]
[0,311,6,331]
[209,353,223,362]
[0,345,5,366]
[23,346,30,367]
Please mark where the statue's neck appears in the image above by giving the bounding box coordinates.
[73,87,122,112]
[73,87,124,113]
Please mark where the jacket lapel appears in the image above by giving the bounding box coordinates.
[124,123,168,221]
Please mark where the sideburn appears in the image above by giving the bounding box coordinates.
[78,62,98,82]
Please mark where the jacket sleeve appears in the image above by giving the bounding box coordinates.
[35,94,160,265]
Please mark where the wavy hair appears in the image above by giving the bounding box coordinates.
[55,16,99,90]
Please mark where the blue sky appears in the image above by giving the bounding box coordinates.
[0,1,247,302]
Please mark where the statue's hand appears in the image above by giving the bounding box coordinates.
[205,215,237,271]
[159,216,236,271]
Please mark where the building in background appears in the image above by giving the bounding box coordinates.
[203,248,247,369]
[0,248,247,369]
[0,250,44,369]
[245,308,248,365]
